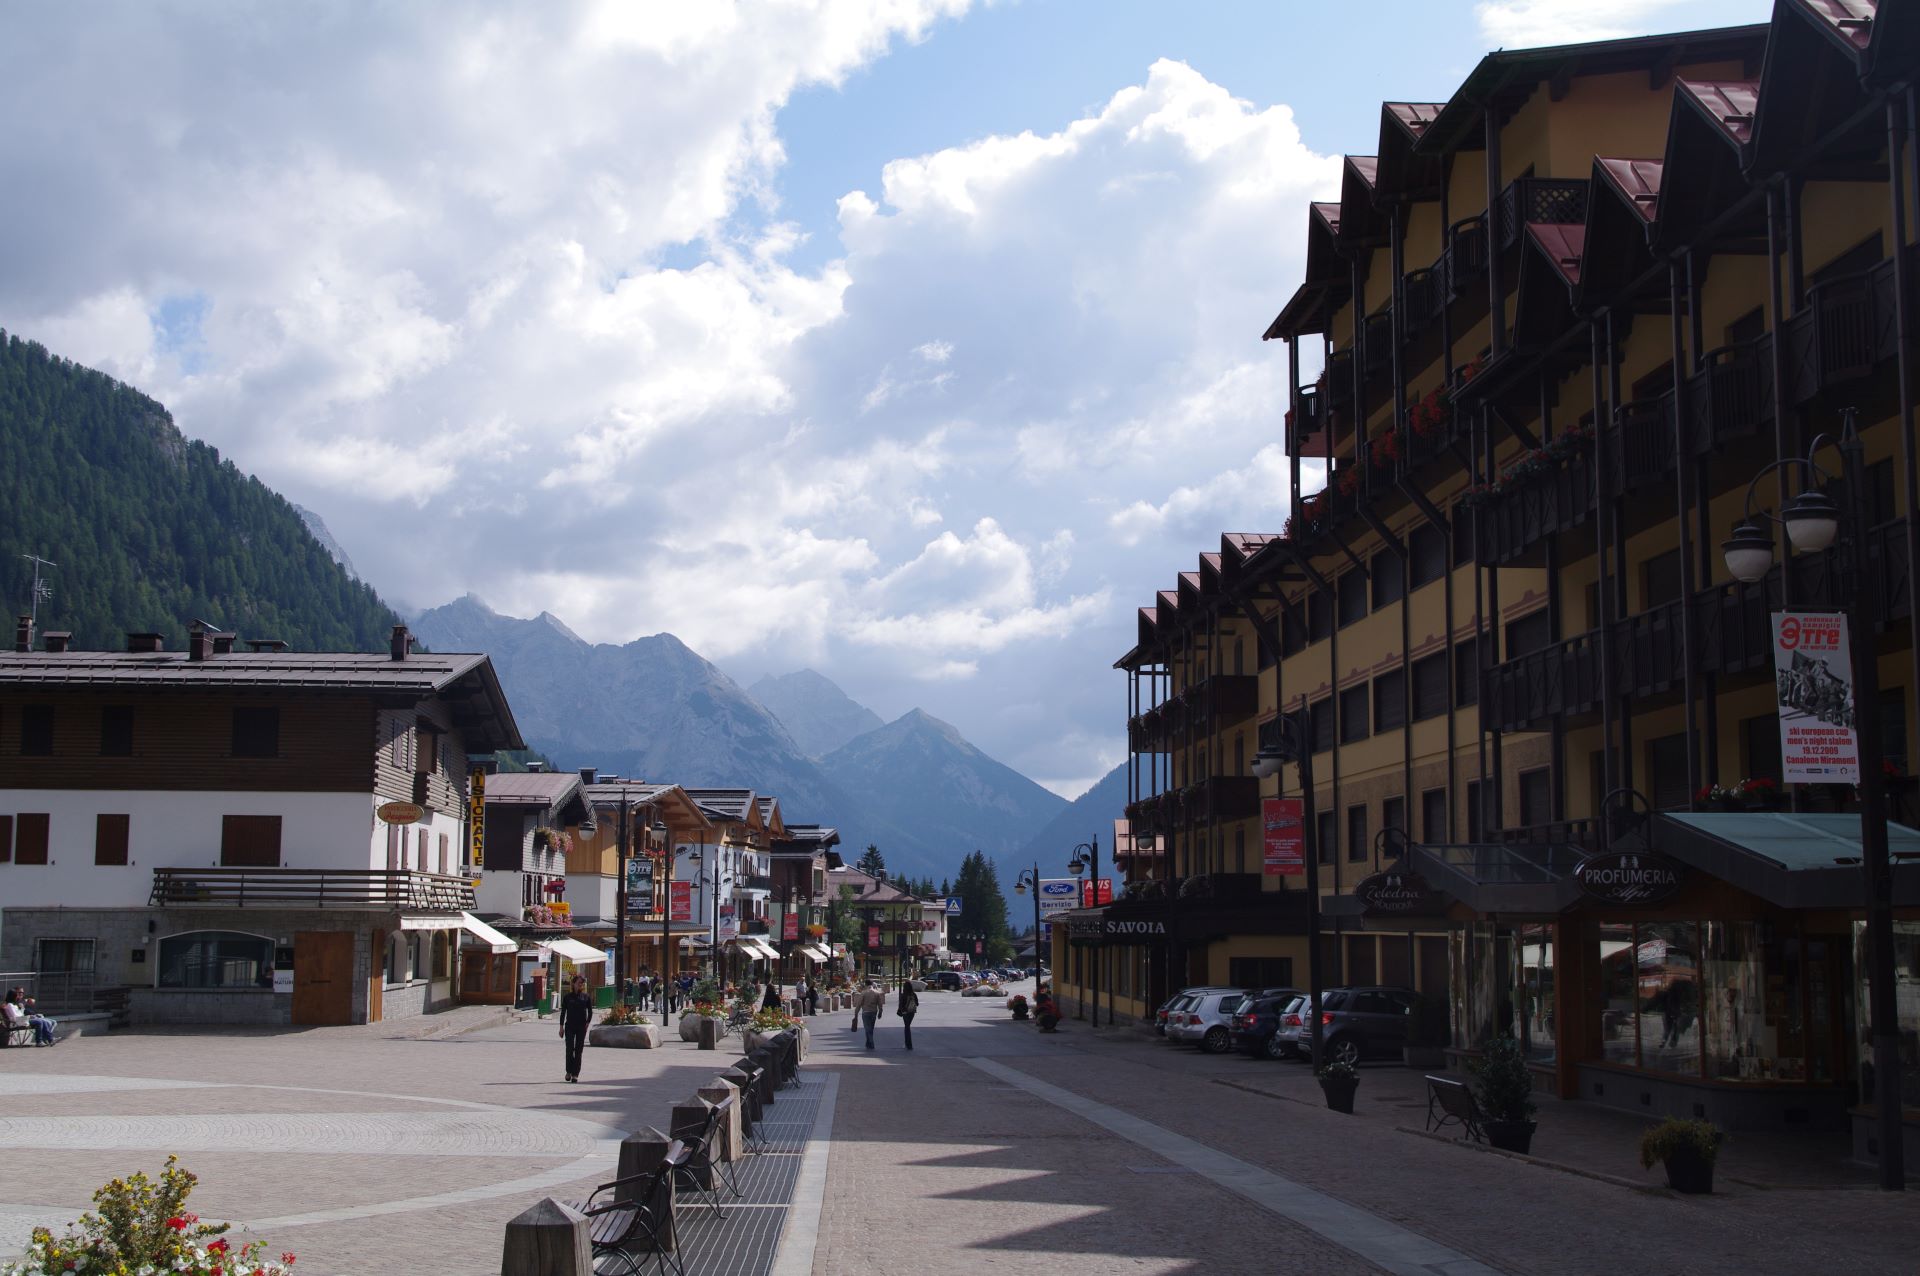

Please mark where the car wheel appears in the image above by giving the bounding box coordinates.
[1202,1026,1230,1054]
[1324,1035,1361,1068]
[1263,1033,1290,1061]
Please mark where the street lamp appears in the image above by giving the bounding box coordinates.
[1251,709,1325,1066]
[1068,836,1100,1026]
[1721,407,1903,1191]
[685,848,725,984]
[1013,865,1044,980]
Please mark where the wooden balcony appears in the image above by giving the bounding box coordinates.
[1496,178,1589,252]
[1780,254,1903,404]
[1682,335,1772,456]
[1441,217,1488,301]
[1363,308,1395,379]
[1188,673,1258,726]
[1402,268,1440,336]
[149,868,477,911]
[1603,394,1678,498]
[1324,349,1355,414]
[1290,385,1324,453]
[1185,775,1260,826]
[1480,451,1596,566]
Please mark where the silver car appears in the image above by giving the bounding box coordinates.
[1272,993,1313,1059]
[1166,989,1252,1054]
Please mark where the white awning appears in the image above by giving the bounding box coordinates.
[801,944,830,962]
[733,936,778,960]
[398,915,459,932]
[456,913,516,954]
[546,937,609,966]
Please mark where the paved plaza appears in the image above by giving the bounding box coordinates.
[0,988,1917,1274]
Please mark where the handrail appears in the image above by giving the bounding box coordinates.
[150,868,477,910]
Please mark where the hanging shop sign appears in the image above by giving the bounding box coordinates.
[718,905,739,942]
[669,881,693,923]
[1576,852,1685,906]
[1354,870,1441,916]
[783,913,800,941]
[468,770,486,869]
[377,801,425,826]
[1772,611,1860,783]
[1080,878,1114,907]
[868,924,882,949]
[1262,798,1305,876]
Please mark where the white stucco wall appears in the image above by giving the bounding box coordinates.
[0,790,466,909]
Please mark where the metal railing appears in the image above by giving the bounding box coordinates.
[149,868,476,910]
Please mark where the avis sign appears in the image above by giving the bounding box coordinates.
[1576,852,1684,905]
[1772,611,1860,782]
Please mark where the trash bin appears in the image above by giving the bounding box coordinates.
[594,985,615,1009]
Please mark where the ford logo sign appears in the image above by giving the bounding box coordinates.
[1040,882,1076,896]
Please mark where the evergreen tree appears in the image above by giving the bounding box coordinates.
[951,850,1013,964]
[855,844,887,879]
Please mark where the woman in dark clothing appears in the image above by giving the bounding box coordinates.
[763,980,782,1011]
[559,975,594,1083]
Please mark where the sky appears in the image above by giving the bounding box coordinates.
[0,0,1770,799]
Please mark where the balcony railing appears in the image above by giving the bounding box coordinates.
[743,875,774,893]
[150,868,477,911]
[1324,349,1355,414]
[1402,268,1440,335]
[1496,177,1590,252]
[1603,394,1678,498]
[1781,255,1903,403]
[1363,308,1395,379]
[1682,335,1772,455]
[1479,450,1596,565]
[1441,217,1488,300]
[1290,385,1323,453]
[1185,775,1260,825]
[1187,673,1258,726]
[1491,820,1600,853]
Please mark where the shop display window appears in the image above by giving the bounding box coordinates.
[1597,922,1639,1066]
[1634,921,1701,1077]
[1852,920,1920,1110]
[1513,923,1556,1064]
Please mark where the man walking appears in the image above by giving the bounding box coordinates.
[896,979,920,1051]
[559,975,593,1083]
[859,979,886,1049]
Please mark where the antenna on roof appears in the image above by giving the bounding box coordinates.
[20,555,55,629]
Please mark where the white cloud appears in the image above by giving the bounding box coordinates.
[1108,443,1292,547]
[1476,0,1707,46]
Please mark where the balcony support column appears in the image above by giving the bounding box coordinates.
[1485,108,1506,360]
[1479,398,1502,831]
[1606,311,1633,796]
[1669,259,1702,808]
[1688,248,1720,786]
[1591,318,1618,805]
[1351,256,1368,462]
[1541,372,1566,823]
[1888,94,1920,744]
[1766,182,1797,613]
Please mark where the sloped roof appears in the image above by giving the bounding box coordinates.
[1526,223,1586,286]
[1595,158,1665,223]
[685,789,756,821]
[1676,79,1758,146]
[1788,0,1877,55]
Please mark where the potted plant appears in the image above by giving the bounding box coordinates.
[1470,1032,1538,1153]
[589,1002,661,1049]
[1639,1117,1723,1193]
[1009,994,1030,1021]
[1316,1058,1359,1113]
[1402,995,1449,1069]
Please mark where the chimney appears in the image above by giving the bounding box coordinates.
[579,767,598,786]
[188,628,211,662]
[42,632,71,654]
[245,639,288,652]
[389,624,412,661]
[13,616,30,654]
[526,760,546,773]
[126,633,165,653]
[211,632,236,655]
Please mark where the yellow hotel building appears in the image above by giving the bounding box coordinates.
[1057,2,1920,1170]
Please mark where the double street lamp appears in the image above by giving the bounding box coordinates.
[1250,709,1325,1065]
[1722,407,1904,1191]
[1013,865,1045,980]
[1068,837,1101,1025]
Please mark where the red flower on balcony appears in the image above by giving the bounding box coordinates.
[1338,465,1362,496]
[1371,426,1403,469]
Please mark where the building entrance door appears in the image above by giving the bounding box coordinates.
[367,929,385,1023]
[292,931,354,1026]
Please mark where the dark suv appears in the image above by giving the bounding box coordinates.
[1228,988,1305,1058]
[924,971,965,991]
[1307,985,1420,1066]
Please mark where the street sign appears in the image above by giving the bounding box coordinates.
[1773,611,1860,782]
[1262,798,1305,876]
[944,896,963,915]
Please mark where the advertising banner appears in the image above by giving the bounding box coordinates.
[867,924,881,949]
[1037,878,1078,928]
[626,857,654,916]
[1079,878,1114,907]
[1262,798,1305,876]
[718,905,738,942]
[782,913,800,941]
[1772,611,1860,782]
[669,881,693,923]
[468,769,486,870]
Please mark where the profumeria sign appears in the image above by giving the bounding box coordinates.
[1576,852,1685,905]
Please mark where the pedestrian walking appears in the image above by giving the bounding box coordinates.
[763,979,782,1011]
[859,979,886,1049]
[805,978,819,1017]
[559,975,593,1083]
[634,969,652,1010]
[896,980,919,1050]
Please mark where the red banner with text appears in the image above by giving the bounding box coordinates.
[669,881,693,922]
[1263,798,1305,876]
[783,913,800,941]
[867,924,881,949]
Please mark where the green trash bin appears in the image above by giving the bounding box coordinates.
[538,994,553,1016]
[594,985,616,1009]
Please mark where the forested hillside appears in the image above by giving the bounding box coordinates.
[0,331,401,652]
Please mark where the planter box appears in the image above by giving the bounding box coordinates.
[589,1023,662,1050]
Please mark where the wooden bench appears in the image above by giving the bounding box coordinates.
[1424,1074,1485,1143]
[563,1140,688,1276]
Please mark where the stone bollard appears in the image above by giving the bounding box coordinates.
[720,1066,759,1133]
[499,1197,592,1276]
[697,1078,743,1162]
[747,1049,779,1106]
[697,1015,721,1051]
[614,1127,677,1253]
[670,1095,717,1189]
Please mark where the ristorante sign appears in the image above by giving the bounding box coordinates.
[1576,852,1685,905]
[1354,871,1441,916]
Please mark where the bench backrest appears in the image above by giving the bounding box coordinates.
[1426,1075,1479,1118]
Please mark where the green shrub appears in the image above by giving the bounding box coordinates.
[1469,1032,1537,1122]
[1639,1118,1723,1170]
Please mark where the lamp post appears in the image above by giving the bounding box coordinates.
[613,785,629,996]
[1013,865,1044,980]
[1722,408,1903,1190]
[1067,836,1100,1026]
[1251,708,1324,1066]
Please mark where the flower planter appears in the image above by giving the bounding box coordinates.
[589,1023,661,1050]
[679,1012,703,1042]
[1662,1148,1714,1194]
[1320,1076,1358,1114]
[1484,1118,1537,1154]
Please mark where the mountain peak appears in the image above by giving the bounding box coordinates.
[891,707,968,747]
[749,668,884,759]
[535,610,584,644]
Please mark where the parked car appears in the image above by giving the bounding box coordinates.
[1271,994,1312,1059]
[1228,988,1305,1058]
[1307,985,1421,1067]
[1166,989,1254,1053]
[1155,986,1233,1038]
[925,971,965,991]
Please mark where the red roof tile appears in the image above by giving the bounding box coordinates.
[1345,156,1379,187]
[1792,0,1876,50]
[1526,223,1586,286]
[1677,79,1758,146]
[1384,102,1443,136]
[1595,157,1664,224]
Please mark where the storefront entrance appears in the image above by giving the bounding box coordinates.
[291,931,354,1026]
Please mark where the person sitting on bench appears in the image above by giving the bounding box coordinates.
[6,989,54,1045]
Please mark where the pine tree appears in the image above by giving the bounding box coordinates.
[855,844,887,879]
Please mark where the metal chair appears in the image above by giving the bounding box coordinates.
[565,1140,689,1276]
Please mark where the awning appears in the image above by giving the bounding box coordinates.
[1655,812,1920,909]
[802,943,830,962]
[398,915,459,932]
[545,937,609,966]
[460,912,518,954]
[735,936,778,960]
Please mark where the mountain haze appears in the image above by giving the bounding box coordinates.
[1018,763,1128,873]
[749,668,885,757]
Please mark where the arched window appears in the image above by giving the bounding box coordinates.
[431,933,451,979]
[157,931,275,989]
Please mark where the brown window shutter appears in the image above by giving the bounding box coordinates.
[95,814,130,866]
[220,815,282,867]
[0,815,12,862]
[15,814,49,865]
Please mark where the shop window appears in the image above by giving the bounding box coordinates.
[1646,735,1691,811]
[1741,714,1783,784]
[157,931,273,989]
[1409,522,1447,589]
[1421,788,1448,842]
[1309,699,1334,754]
[1339,685,1370,744]
[1315,812,1335,866]
[94,814,129,867]
[221,815,281,868]
[1337,572,1368,629]
[20,705,53,757]
[1228,957,1294,989]
[1374,670,1406,733]
[1597,921,1639,1066]
[1711,920,1812,1083]
[1634,921,1702,1076]
[1345,804,1368,863]
[231,707,280,759]
[1308,591,1332,642]
[1454,639,1479,706]
[1517,768,1552,829]
[36,937,94,978]
[432,933,451,978]
[1418,935,1449,999]
[1370,548,1404,609]
[385,931,409,986]
[1641,550,1683,610]
[1854,922,1917,1100]
[1381,936,1412,987]
[1412,653,1448,721]
[14,813,49,865]
[99,706,133,757]
[1514,923,1556,1063]
[1504,609,1551,659]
